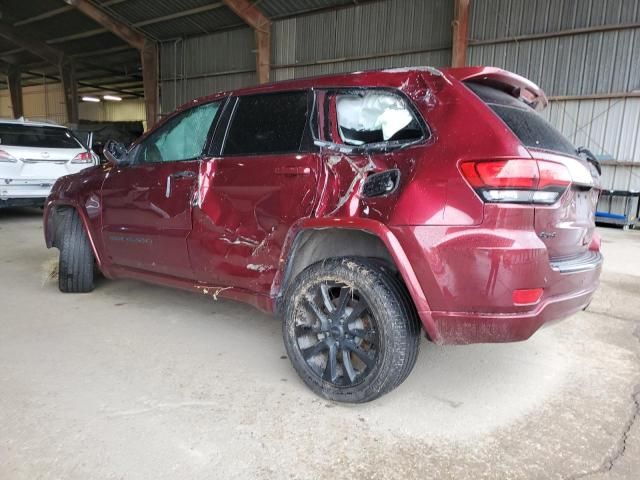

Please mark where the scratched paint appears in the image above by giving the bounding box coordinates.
[196,285,233,301]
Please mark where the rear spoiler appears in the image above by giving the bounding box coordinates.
[444,66,548,111]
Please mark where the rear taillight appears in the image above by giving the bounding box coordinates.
[0,149,17,163]
[460,159,571,204]
[71,151,93,164]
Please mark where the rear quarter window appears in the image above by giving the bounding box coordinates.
[466,82,576,157]
[332,89,425,147]
[0,125,82,149]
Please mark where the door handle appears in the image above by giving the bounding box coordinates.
[170,170,196,179]
[275,166,311,176]
[165,170,196,197]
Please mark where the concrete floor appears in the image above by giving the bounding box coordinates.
[0,208,638,480]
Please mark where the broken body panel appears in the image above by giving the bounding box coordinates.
[44,66,602,344]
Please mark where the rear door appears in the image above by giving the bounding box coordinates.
[101,101,221,278]
[466,83,600,260]
[189,91,319,292]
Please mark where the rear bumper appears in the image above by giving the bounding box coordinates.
[425,280,599,344]
[0,179,55,201]
[390,223,603,344]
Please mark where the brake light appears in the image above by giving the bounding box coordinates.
[460,159,571,204]
[0,149,17,163]
[512,288,543,305]
[71,151,93,164]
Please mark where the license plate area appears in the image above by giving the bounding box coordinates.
[575,189,592,220]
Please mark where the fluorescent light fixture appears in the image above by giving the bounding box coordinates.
[103,95,122,102]
[82,96,100,102]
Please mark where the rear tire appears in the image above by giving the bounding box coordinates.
[282,257,421,403]
[58,210,95,293]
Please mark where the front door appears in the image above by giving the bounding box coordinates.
[101,101,222,278]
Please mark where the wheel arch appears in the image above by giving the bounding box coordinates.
[274,218,438,340]
[45,201,105,268]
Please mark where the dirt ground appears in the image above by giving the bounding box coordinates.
[1,208,638,479]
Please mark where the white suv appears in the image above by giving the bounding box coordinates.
[0,118,98,208]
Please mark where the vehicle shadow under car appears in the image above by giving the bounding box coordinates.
[0,207,44,221]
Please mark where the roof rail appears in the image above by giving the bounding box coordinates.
[24,117,62,126]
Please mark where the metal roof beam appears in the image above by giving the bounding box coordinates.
[72,45,134,58]
[14,0,129,27]
[0,20,80,122]
[47,2,225,45]
[64,0,145,50]
[0,21,63,65]
[135,2,225,27]
[22,69,144,98]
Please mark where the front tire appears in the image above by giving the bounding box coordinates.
[282,257,420,403]
[58,210,95,293]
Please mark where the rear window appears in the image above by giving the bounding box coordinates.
[466,83,576,157]
[223,91,309,156]
[0,124,82,149]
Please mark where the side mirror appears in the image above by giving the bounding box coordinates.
[104,139,128,166]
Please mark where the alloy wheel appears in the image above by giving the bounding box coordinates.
[294,281,379,387]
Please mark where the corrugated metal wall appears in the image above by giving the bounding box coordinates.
[159,28,258,113]
[271,0,452,81]
[159,0,453,112]
[468,0,640,218]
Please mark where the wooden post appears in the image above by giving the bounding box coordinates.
[452,0,471,67]
[222,0,271,84]
[255,24,271,84]
[7,65,23,118]
[141,40,159,128]
[60,61,79,124]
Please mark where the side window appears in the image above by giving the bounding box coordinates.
[331,90,424,146]
[136,101,220,163]
[223,91,308,156]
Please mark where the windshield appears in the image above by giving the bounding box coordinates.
[0,124,83,149]
[466,82,576,157]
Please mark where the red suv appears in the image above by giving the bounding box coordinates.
[44,67,602,402]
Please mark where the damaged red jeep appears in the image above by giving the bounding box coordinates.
[44,67,602,402]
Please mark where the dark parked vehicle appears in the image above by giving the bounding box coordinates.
[44,67,602,402]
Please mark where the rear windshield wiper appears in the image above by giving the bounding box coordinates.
[576,146,601,176]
